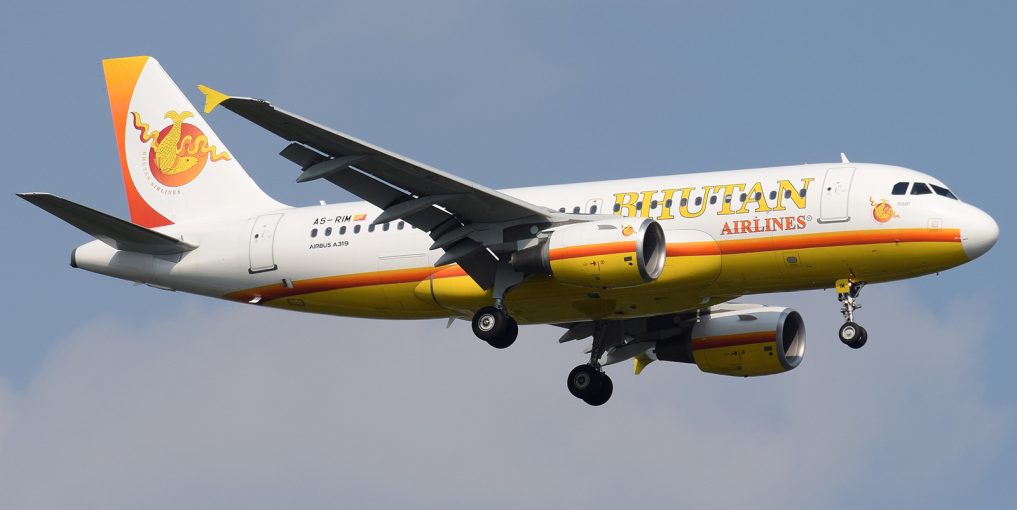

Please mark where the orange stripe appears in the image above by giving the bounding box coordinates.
[667,242,722,257]
[714,228,960,255]
[102,57,172,228]
[225,265,468,303]
[692,331,776,350]
[225,228,961,303]
[549,241,637,260]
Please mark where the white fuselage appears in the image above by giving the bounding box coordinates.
[70,162,997,323]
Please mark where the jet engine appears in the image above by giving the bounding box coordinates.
[655,306,806,376]
[511,218,666,289]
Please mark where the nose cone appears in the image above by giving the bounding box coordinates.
[961,207,999,260]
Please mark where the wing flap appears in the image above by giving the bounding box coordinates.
[17,193,196,255]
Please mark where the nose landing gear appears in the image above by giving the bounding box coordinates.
[836,279,868,349]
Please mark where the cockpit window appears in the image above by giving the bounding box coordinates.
[911,182,933,195]
[891,182,909,195]
[931,184,958,200]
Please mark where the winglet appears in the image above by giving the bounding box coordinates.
[197,84,230,114]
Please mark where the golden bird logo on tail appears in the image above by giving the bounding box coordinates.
[131,110,230,187]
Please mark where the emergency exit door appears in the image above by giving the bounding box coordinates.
[818,167,855,223]
[249,214,283,273]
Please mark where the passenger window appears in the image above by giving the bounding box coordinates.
[311,228,318,238]
[635,201,643,210]
[650,200,658,209]
[695,196,703,206]
[724,195,732,203]
[383,223,390,231]
[800,188,807,197]
[397,221,405,230]
[680,198,688,207]
[891,182,909,195]
[784,190,791,199]
[665,199,673,208]
[931,184,958,199]
[911,182,932,195]
[613,203,621,213]
[325,227,332,236]
[354,225,361,234]
[368,224,376,232]
[573,206,581,214]
[339,226,346,235]
[769,191,777,200]
[709,196,717,205]
[739,193,747,202]
[589,205,598,214]
[558,207,566,213]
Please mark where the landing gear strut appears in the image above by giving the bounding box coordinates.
[836,279,868,349]
[566,321,618,406]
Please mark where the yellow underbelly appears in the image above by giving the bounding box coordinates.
[226,229,966,324]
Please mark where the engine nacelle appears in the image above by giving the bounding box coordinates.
[655,306,806,376]
[511,218,666,289]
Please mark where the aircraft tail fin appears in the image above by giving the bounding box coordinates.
[101,56,284,228]
[17,193,196,255]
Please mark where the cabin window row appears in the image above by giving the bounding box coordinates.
[558,205,601,214]
[311,221,406,238]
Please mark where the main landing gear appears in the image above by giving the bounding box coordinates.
[566,321,618,406]
[471,265,525,349]
[471,305,518,349]
[836,279,868,349]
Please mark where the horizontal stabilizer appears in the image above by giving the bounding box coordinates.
[17,193,197,255]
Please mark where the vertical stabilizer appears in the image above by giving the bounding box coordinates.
[102,56,284,227]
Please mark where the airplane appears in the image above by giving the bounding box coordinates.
[19,56,999,406]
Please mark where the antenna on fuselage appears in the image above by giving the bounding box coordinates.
[840,152,850,164]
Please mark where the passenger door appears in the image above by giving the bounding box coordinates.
[249,214,283,273]
[818,166,855,223]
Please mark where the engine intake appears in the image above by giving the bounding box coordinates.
[655,306,806,376]
[511,218,666,289]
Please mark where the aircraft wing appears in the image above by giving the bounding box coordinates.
[199,86,556,288]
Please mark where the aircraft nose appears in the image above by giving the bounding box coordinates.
[961,206,999,260]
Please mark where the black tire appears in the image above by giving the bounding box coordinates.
[839,321,861,345]
[487,320,518,349]
[472,307,508,342]
[583,373,613,406]
[567,365,603,399]
[849,326,868,349]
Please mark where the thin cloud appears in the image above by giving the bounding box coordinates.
[0,284,1008,509]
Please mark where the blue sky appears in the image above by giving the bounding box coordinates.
[1,1,1014,508]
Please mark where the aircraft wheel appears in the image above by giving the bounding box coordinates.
[839,321,867,349]
[850,326,868,349]
[583,373,613,406]
[472,306,517,348]
[567,364,603,400]
[487,320,518,349]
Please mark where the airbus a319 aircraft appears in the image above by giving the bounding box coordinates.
[21,57,999,405]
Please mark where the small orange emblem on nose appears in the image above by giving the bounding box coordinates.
[870,197,899,223]
[621,225,635,236]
